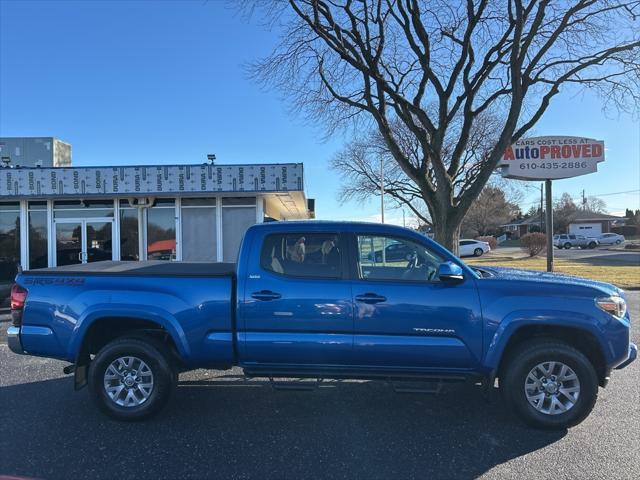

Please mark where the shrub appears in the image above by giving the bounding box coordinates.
[476,236,497,250]
[520,232,547,257]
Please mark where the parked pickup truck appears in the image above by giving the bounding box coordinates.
[553,234,599,249]
[7,221,636,429]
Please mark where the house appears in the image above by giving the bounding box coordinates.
[502,211,624,238]
[501,215,544,239]
[566,211,625,236]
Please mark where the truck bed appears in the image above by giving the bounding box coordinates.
[24,261,236,277]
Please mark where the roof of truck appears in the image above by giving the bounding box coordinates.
[254,220,418,230]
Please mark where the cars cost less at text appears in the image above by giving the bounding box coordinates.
[7,222,636,429]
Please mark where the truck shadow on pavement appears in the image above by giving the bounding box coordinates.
[0,374,566,480]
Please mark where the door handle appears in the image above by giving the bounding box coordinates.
[251,290,282,301]
[355,293,387,304]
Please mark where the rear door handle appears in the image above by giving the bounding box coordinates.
[355,293,387,304]
[251,290,282,301]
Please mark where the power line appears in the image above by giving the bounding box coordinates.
[589,189,640,197]
[518,188,639,208]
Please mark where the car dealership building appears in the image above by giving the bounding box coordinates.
[0,137,312,306]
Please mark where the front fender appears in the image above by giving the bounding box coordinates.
[69,304,191,361]
[483,309,605,371]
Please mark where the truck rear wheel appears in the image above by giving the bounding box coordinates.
[501,339,598,430]
[89,337,176,421]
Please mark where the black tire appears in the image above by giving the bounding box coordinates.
[556,245,563,249]
[588,242,597,249]
[474,248,484,257]
[501,339,598,430]
[616,239,622,245]
[563,242,572,249]
[89,337,177,421]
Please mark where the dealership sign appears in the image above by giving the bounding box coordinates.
[498,136,605,181]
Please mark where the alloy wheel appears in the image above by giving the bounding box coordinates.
[524,361,580,415]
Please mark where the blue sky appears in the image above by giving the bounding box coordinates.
[1,0,638,222]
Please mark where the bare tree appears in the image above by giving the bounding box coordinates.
[248,0,640,250]
[330,121,434,225]
[583,196,607,213]
[462,185,521,237]
[330,113,503,227]
[553,192,578,233]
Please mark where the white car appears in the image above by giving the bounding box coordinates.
[459,239,491,257]
[596,233,625,245]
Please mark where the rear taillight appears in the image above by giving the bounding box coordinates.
[10,284,27,327]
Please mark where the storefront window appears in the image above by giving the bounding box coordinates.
[28,202,48,269]
[147,199,176,261]
[53,200,114,218]
[222,197,256,262]
[181,198,217,261]
[119,201,139,261]
[0,202,20,309]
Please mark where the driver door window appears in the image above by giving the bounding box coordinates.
[356,235,443,282]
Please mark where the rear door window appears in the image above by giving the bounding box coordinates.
[260,233,342,278]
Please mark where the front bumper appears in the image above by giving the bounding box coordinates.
[7,325,25,355]
[615,343,637,370]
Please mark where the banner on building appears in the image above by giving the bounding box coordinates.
[0,163,304,198]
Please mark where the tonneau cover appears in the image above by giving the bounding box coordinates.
[24,261,236,277]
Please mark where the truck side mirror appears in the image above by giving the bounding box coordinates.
[438,261,464,282]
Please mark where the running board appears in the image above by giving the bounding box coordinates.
[268,377,323,391]
[244,368,473,383]
[389,380,444,394]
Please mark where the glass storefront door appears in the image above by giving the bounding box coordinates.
[86,221,113,262]
[55,221,83,266]
[55,218,114,266]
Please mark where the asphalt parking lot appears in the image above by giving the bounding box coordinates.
[1,294,638,480]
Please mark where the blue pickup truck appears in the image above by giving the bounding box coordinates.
[7,221,636,429]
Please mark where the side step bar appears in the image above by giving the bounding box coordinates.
[268,377,324,391]
[389,380,444,394]
[244,368,473,383]
[243,369,477,395]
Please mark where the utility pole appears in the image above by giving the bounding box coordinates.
[380,156,385,224]
[582,189,586,210]
[402,209,406,227]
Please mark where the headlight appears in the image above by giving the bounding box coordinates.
[595,296,627,319]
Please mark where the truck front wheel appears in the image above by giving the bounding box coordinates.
[501,339,598,430]
[89,337,177,421]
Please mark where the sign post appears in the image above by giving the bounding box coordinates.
[499,136,605,272]
[545,179,553,272]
